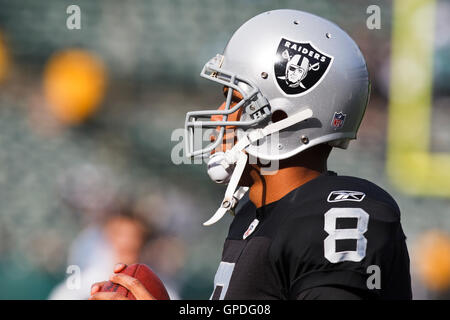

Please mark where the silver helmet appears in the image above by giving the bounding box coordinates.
[184,9,370,225]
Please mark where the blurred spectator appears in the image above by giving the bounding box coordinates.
[48,201,181,300]
[412,230,450,299]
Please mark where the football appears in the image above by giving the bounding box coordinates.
[100,263,170,300]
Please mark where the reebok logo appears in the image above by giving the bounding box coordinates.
[327,191,366,203]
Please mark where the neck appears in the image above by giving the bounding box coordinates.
[248,165,324,209]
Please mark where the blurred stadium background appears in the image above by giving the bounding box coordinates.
[0,0,448,299]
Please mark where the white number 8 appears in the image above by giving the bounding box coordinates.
[324,208,369,263]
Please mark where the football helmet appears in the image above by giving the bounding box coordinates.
[184,9,370,225]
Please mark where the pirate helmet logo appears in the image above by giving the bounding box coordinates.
[275,38,333,95]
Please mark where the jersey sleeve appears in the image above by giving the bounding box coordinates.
[269,198,411,300]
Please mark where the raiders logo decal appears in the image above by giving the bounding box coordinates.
[274,38,333,95]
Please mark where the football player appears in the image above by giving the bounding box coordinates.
[90,9,412,300]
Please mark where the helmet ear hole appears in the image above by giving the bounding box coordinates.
[271,110,288,123]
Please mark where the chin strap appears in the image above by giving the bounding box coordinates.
[203,108,313,226]
[203,152,248,226]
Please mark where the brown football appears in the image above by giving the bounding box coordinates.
[100,263,170,300]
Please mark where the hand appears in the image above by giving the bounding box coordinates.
[89,263,156,300]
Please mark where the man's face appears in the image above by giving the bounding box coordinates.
[210,88,243,154]
[104,217,146,265]
[209,88,254,186]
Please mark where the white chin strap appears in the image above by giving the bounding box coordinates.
[203,108,313,226]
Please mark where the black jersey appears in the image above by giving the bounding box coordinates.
[210,171,412,300]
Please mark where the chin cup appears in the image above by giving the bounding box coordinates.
[207,152,235,184]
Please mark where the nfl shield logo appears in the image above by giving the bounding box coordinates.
[332,112,346,129]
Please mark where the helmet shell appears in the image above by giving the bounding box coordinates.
[222,9,369,161]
